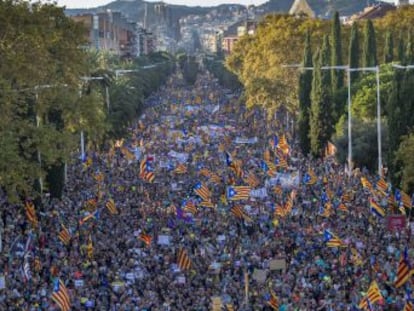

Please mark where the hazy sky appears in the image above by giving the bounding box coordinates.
[52,0,402,9]
[53,0,269,9]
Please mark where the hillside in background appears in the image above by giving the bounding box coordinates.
[65,0,374,24]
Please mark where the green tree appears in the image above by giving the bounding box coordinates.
[349,22,360,82]
[351,64,394,120]
[205,57,241,91]
[310,40,333,157]
[0,1,102,201]
[386,69,404,185]
[330,12,344,95]
[334,117,388,172]
[398,33,405,63]
[298,30,313,155]
[362,20,378,67]
[383,30,394,63]
[395,132,414,193]
[405,32,414,64]
[226,14,330,114]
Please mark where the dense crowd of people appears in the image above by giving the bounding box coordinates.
[0,71,413,311]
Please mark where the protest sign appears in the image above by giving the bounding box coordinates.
[252,269,267,283]
[211,296,222,311]
[157,235,171,245]
[269,259,286,271]
[0,275,5,289]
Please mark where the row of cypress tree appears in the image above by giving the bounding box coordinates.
[298,12,414,187]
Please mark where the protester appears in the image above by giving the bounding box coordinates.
[0,71,412,311]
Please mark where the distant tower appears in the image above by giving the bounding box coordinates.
[144,3,148,29]
[155,2,167,25]
[395,0,409,6]
[289,0,316,18]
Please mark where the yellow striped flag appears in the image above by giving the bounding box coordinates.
[342,192,351,203]
[376,178,388,194]
[184,200,198,215]
[263,149,271,162]
[177,248,191,271]
[209,173,222,184]
[274,204,286,217]
[194,182,211,201]
[51,279,71,311]
[199,168,211,177]
[395,248,413,288]
[58,225,71,246]
[275,157,288,169]
[25,201,38,228]
[174,164,187,174]
[273,185,283,196]
[139,233,152,247]
[199,201,215,209]
[34,256,42,272]
[338,203,349,213]
[303,170,317,185]
[84,198,97,211]
[404,301,414,311]
[358,280,383,309]
[244,172,260,188]
[105,198,118,215]
[266,290,279,310]
[231,205,252,222]
[94,172,104,183]
[87,235,93,259]
[324,230,346,248]
[230,160,243,178]
[278,134,289,155]
[361,177,373,191]
[370,198,385,218]
[227,186,251,201]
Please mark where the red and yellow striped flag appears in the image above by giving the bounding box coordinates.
[174,164,187,174]
[105,198,118,215]
[58,225,71,246]
[244,172,260,188]
[278,134,289,155]
[87,235,93,259]
[51,279,71,311]
[177,248,191,271]
[210,173,222,184]
[25,201,38,228]
[139,233,152,247]
[231,205,252,222]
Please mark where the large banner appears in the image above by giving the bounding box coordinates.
[167,151,189,163]
[250,187,268,199]
[234,137,258,144]
[265,172,300,189]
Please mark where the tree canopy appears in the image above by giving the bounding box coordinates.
[0,1,175,201]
